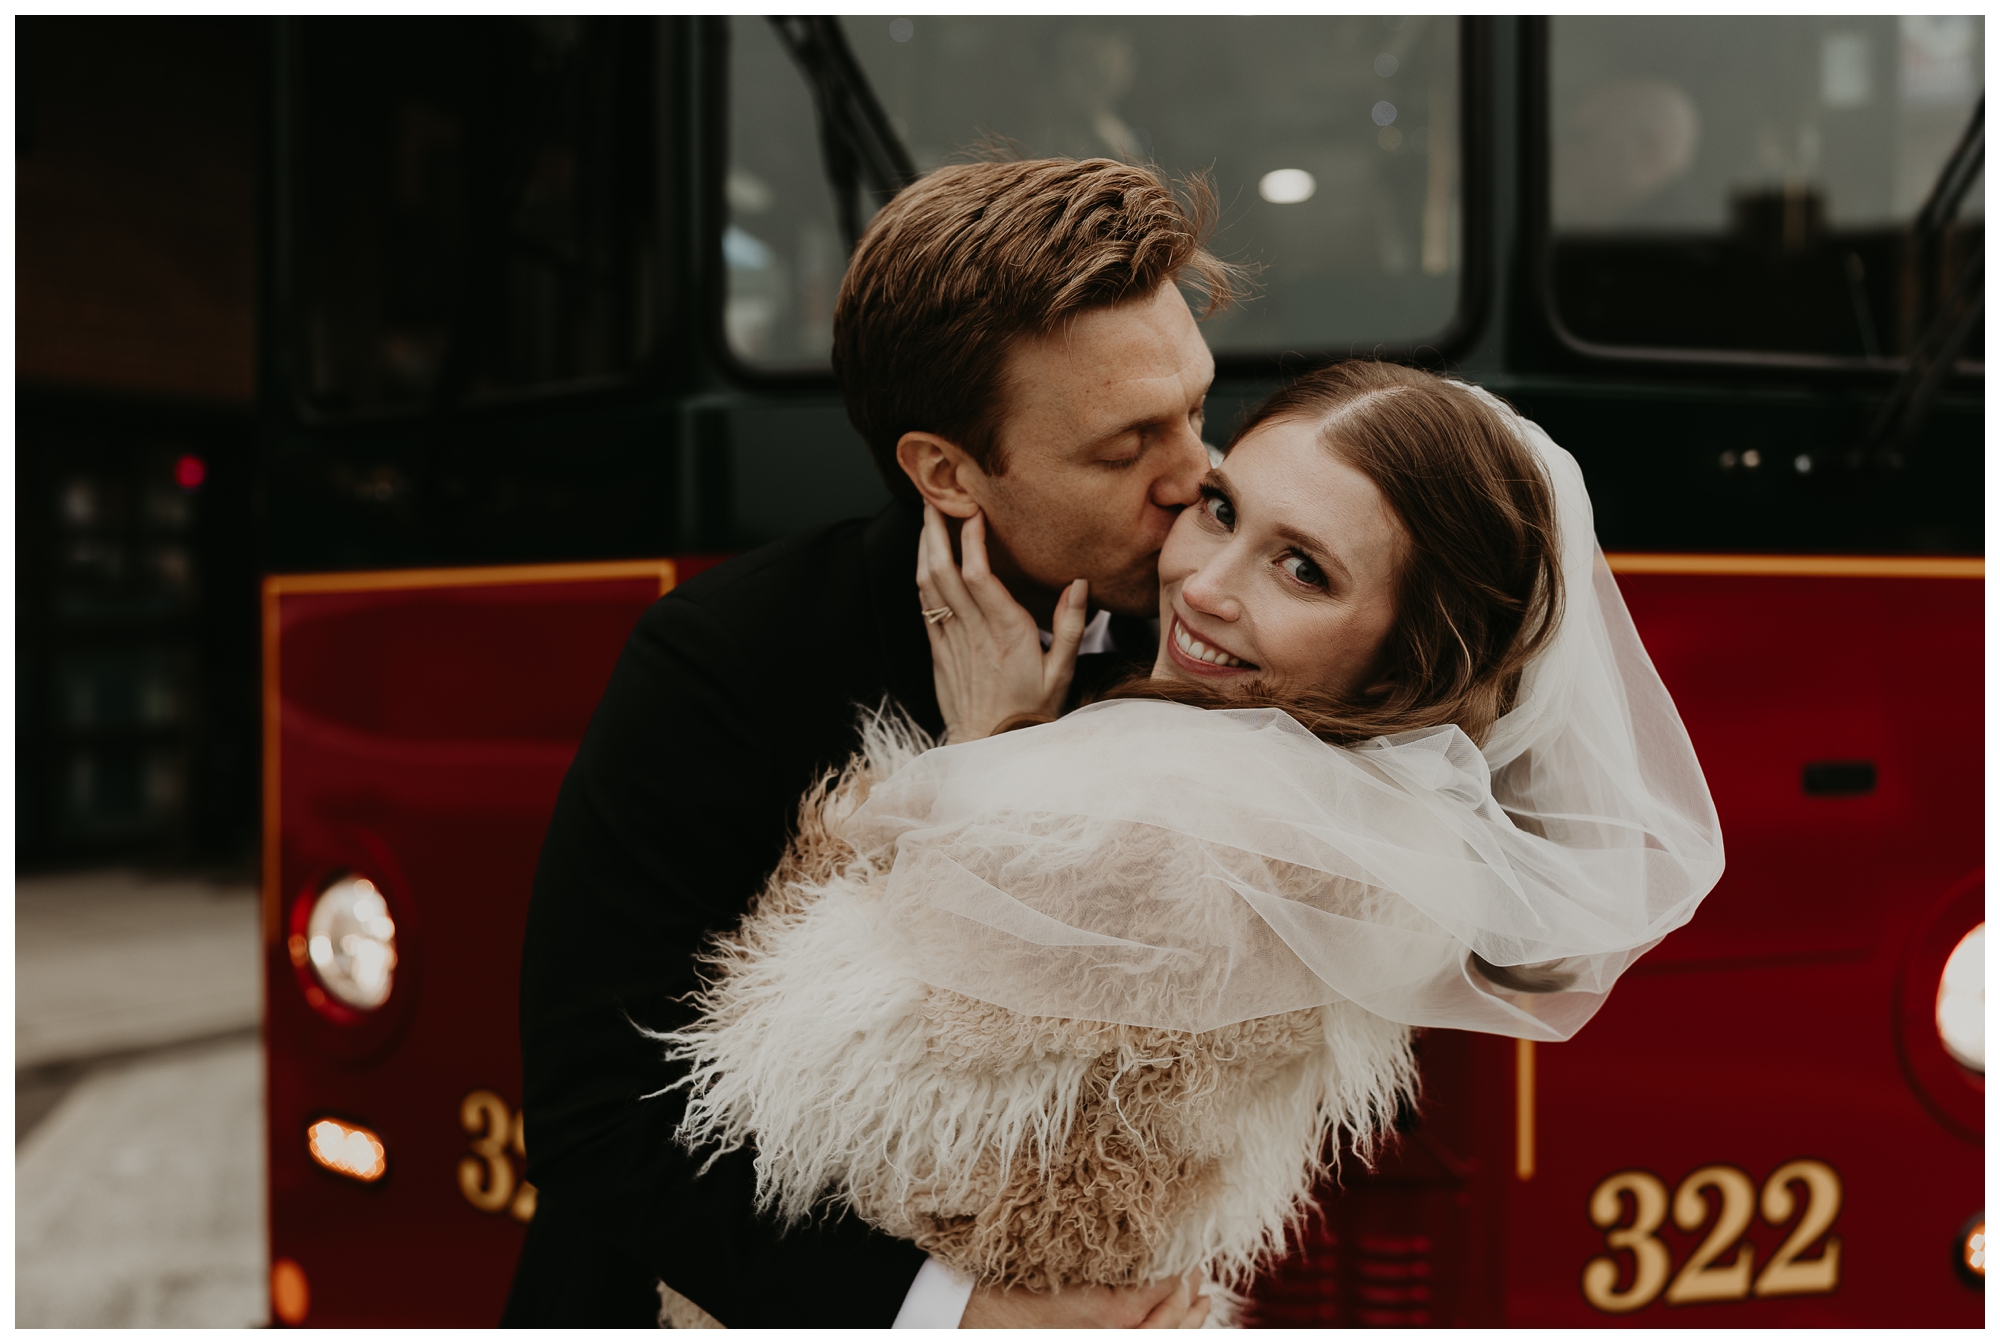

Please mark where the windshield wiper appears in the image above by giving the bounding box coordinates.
[1912,96,1985,264]
[1862,96,1983,460]
[767,17,917,252]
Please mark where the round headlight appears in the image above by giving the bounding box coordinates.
[1935,922,1983,1073]
[306,876,399,1010]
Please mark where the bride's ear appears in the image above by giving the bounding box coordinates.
[896,432,985,520]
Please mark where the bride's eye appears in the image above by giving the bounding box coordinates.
[1281,553,1326,588]
[1201,490,1235,529]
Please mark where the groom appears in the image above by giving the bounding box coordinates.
[505,157,1235,1328]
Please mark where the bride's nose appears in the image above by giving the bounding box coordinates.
[1179,554,1242,622]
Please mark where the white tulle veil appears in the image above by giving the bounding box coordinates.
[846,389,1725,1041]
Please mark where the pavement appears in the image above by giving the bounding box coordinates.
[15,867,267,1328]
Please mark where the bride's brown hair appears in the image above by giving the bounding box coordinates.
[1099,360,1564,747]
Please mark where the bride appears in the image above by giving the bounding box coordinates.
[658,361,1724,1323]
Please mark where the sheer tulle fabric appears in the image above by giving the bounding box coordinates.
[846,395,1725,1040]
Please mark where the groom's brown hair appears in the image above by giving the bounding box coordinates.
[834,157,1241,504]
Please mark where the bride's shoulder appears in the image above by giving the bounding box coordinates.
[1063,694,1323,743]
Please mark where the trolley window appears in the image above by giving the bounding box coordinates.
[1547,15,1983,364]
[283,18,660,418]
[723,16,1467,372]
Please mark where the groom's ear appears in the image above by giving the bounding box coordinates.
[895,431,986,519]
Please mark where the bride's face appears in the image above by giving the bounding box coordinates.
[1152,418,1408,699]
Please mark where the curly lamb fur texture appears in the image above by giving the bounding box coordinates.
[657,705,1418,1295]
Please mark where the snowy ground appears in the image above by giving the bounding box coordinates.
[15,868,266,1328]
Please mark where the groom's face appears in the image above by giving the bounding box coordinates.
[967,283,1215,618]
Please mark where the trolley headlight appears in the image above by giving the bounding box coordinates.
[1935,923,1983,1073]
[305,875,399,1011]
[1957,1214,1985,1288]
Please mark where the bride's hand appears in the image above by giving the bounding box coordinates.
[918,502,1088,743]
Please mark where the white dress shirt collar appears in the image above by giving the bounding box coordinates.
[1038,607,1115,655]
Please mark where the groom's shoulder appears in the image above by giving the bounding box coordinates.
[632,504,911,662]
[669,519,869,620]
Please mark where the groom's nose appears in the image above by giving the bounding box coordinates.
[1148,423,1210,511]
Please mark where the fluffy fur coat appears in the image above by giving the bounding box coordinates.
[658,709,1418,1299]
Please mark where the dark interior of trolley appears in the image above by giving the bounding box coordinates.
[17,17,1983,875]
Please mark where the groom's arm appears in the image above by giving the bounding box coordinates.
[514,577,928,1327]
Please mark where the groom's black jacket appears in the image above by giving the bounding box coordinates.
[504,499,1152,1327]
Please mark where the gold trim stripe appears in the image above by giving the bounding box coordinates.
[1515,1038,1536,1181]
[264,558,677,597]
[261,558,677,941]
[261,582,282,942]
[1605,553,1982,579]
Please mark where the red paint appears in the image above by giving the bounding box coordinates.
[268,563,1982,1326]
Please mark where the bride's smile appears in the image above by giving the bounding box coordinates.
[1153,415,1408,701]
[1165,613,1253,674]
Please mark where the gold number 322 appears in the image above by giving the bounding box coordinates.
[458,1088,538,1223]
[1583,1160,1843,1313]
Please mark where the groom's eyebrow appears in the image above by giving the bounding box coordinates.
[1085,389,1207,450]
[1086,419,1152,447]
[1082,412,1176,454]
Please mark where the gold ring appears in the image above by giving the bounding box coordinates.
[922,606,955,625]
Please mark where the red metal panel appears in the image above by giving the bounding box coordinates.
[264,557,1980,1326]
[263,562,672,1328]
[1253,568,1984,1327]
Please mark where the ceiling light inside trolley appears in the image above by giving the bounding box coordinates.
[1935,922,1983,1072]
[1259,168,1317,205]
[306,875,399,1011]
[307,1117,388,1183]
